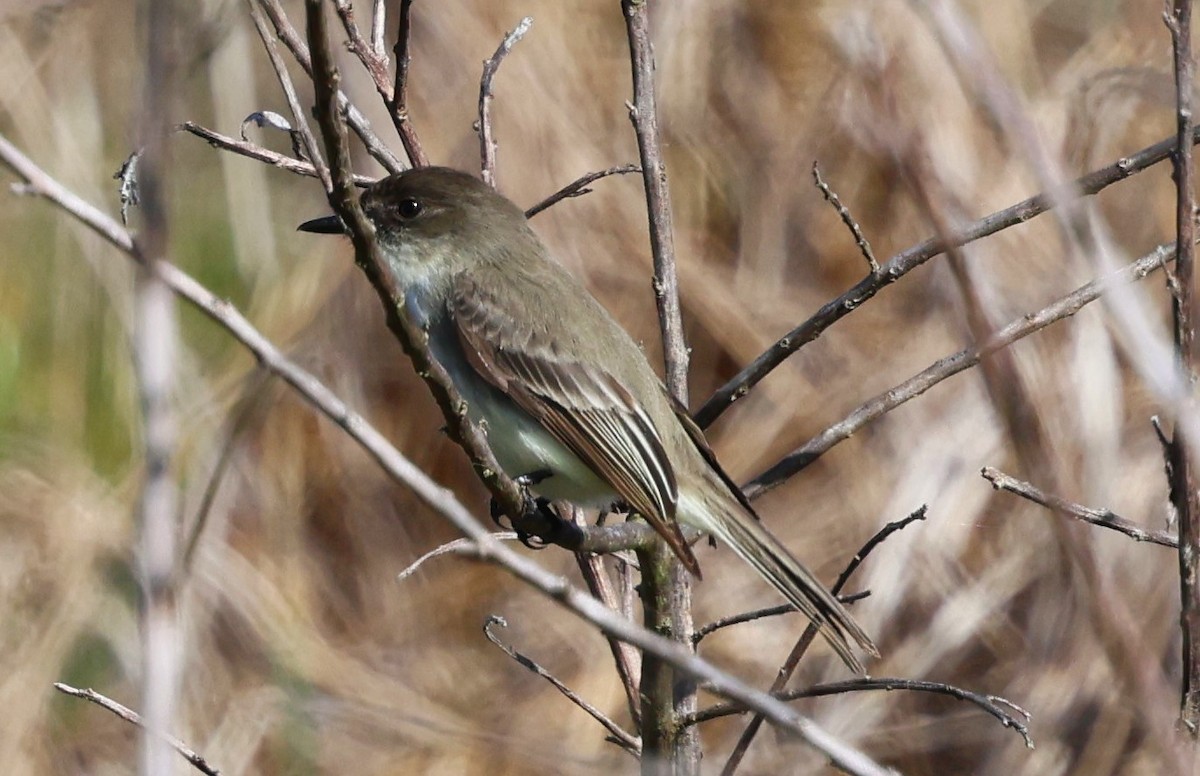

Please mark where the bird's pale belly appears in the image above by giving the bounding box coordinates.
[465,378,617,506]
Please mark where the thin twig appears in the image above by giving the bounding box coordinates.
[484,616,641,756]
[523,163,641,219]
[623,1,688,402]
[693,591,871,645]
[332,1,393,113]
[1166,0,1200,733]
[694,126,1200,429]
[54,684,221,775]
[181,369,272,574]
[179,122,373,187]
[395,534,519,581]
[812,161,878,274]
[718,505,927,774]
[982,466,1178,547]
[389,0,427,167]
[477,16,533,188]
[568,506,642,728]
[687,677,1033,750]
[743,244,1177,500]
[621,2,697,767]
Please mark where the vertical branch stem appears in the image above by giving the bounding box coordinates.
[1167,0,1200,733]
[391,0,429,168]
[622,2,695,773]
[477,17,533,188]
[135,1,182,773]
[622,0,688,401]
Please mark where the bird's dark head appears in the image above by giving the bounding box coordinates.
[299,167,526,243]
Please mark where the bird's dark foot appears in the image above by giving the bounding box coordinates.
[489,469,562,549]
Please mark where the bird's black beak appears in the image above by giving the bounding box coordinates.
[296,214,346,234]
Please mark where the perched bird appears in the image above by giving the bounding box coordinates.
[300,167,876,672]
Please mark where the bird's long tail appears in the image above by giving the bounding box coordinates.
[691,492,877,674]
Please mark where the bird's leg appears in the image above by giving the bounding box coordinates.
[489,469,564,549]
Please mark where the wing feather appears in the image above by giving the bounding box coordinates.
[451,275,699,575]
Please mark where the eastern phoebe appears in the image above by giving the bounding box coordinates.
[300,167,876,672]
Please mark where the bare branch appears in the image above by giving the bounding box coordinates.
[54,683,220,776]
[744,244,1176,500]
[687,677,1033,750]
[1165,0,1200,732]
[982,466,1177,547]
[389,0,428,167]
[476,16,533,188]
[622,0,688,402]
[812,161,878,274]
[179,122,373,187]
[523,163,641,219]
[395,534,518,581]
[370,0,386,56]
[692,591,870,645]
[484,616,641,756]
[695,127,1200,429]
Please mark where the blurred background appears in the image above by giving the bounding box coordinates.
[0,0,1190,773]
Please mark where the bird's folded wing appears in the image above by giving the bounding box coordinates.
[451,275,699,575]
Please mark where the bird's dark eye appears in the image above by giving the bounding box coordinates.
[397,198,423,219]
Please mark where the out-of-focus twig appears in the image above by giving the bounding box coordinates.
[744,244,1177,500]
[53,684,220,776]
[694,126,1200,430]
[484,616,641,756]
[982,467,1177,548]
[523,163,641,219]
[135,2,182,773]
[476,16,533,188]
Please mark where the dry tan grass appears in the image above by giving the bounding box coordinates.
[0,0,1193,773]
